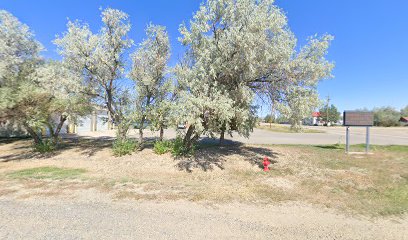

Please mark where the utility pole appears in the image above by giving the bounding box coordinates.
[326,95,330,126]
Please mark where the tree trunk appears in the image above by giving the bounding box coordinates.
[23,122,42,145]
[159,126,164,141]
[139,127,143,146]
[183,125,197,150]
[138,115,146,147]
[117,125,128,140]
[138,95,151,147]
[219,130,225,145]
[219,121,226,145]
[52,116,67,145]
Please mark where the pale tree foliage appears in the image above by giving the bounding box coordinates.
[273,34,334,131]
[0,10,91,145]
[33,61,91,143]
[401,105,408,117]
[149,82,173,141]
[54,8,133,139]
[277,87,321,131]
[129,24,171,146]
[0,10,46,144]
[0,10,42,87]
[175,0,303,148]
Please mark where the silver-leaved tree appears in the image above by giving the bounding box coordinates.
[0,10,90,145]
[54,8,134,140]
[174,0,334,149]
[129,24,171,146]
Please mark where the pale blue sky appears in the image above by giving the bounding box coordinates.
[1,0,407,115]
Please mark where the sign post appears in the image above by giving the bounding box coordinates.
[346,126,350,153]
[366,126,370,153]
[343,111,374,154]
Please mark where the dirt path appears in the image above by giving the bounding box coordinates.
[1,193,407,240]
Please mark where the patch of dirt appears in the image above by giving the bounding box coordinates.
[265,177,297,189]
[1,138,408,218]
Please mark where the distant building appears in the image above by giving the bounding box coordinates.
[303,112,322,126]
[0,110,112,138]
[400,117,408,126]
[68,110,111,134]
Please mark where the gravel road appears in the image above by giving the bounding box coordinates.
[1,195,407,240]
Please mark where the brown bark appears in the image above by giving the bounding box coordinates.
[117,125,128,140]
[219,122,226,145]
[52,116,67,144]
[159,126,164,141]
[138,127,144,146]
[138,94,151,147]
[23,122,42,145]
[183,125,199,150]
[219,130,225,145]
[138,115,146,147]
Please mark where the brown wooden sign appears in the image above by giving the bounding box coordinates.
[343,111,374,126]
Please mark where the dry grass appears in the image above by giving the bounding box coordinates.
[257,124,325,133]
[0,138,407,217]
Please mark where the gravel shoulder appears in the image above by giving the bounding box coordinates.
[1,193,407,240]
[1,138,408,239]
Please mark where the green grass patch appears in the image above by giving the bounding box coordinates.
[312,144,408,153]
[379,185,408,216]
[7,167,86,180]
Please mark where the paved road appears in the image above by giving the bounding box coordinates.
[236,126,408,145]
[76,126,408,146]
[1,197,407,240]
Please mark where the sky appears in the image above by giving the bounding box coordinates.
[1,0,407,116]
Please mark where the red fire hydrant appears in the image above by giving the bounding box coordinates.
[263,156,270,172]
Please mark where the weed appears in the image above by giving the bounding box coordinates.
[33,139,56,153]
[112,139,138,156]
[153,140,173,155]
[171,136,195,157]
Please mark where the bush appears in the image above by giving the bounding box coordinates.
[33,139,56,153]
[153,140,173,155]
[153,137,195,157]
[171,136,195,157]
[374,107,401,127]
[112,139,137,157]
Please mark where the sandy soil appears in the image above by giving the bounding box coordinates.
[1,138,408,239]
[1,195,408,240]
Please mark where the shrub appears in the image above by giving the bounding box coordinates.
[152,137,195,157]
[171,136,195,157]
[112,139,137,157]
[33,139,56,153]
[153,140,173,155]
[373,107,401,127]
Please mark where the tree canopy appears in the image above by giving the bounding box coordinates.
[174,0,333,146]
[1,0,335,154]
[319,104,341,124]
[54,8,134,139]
[130,24,171,145]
